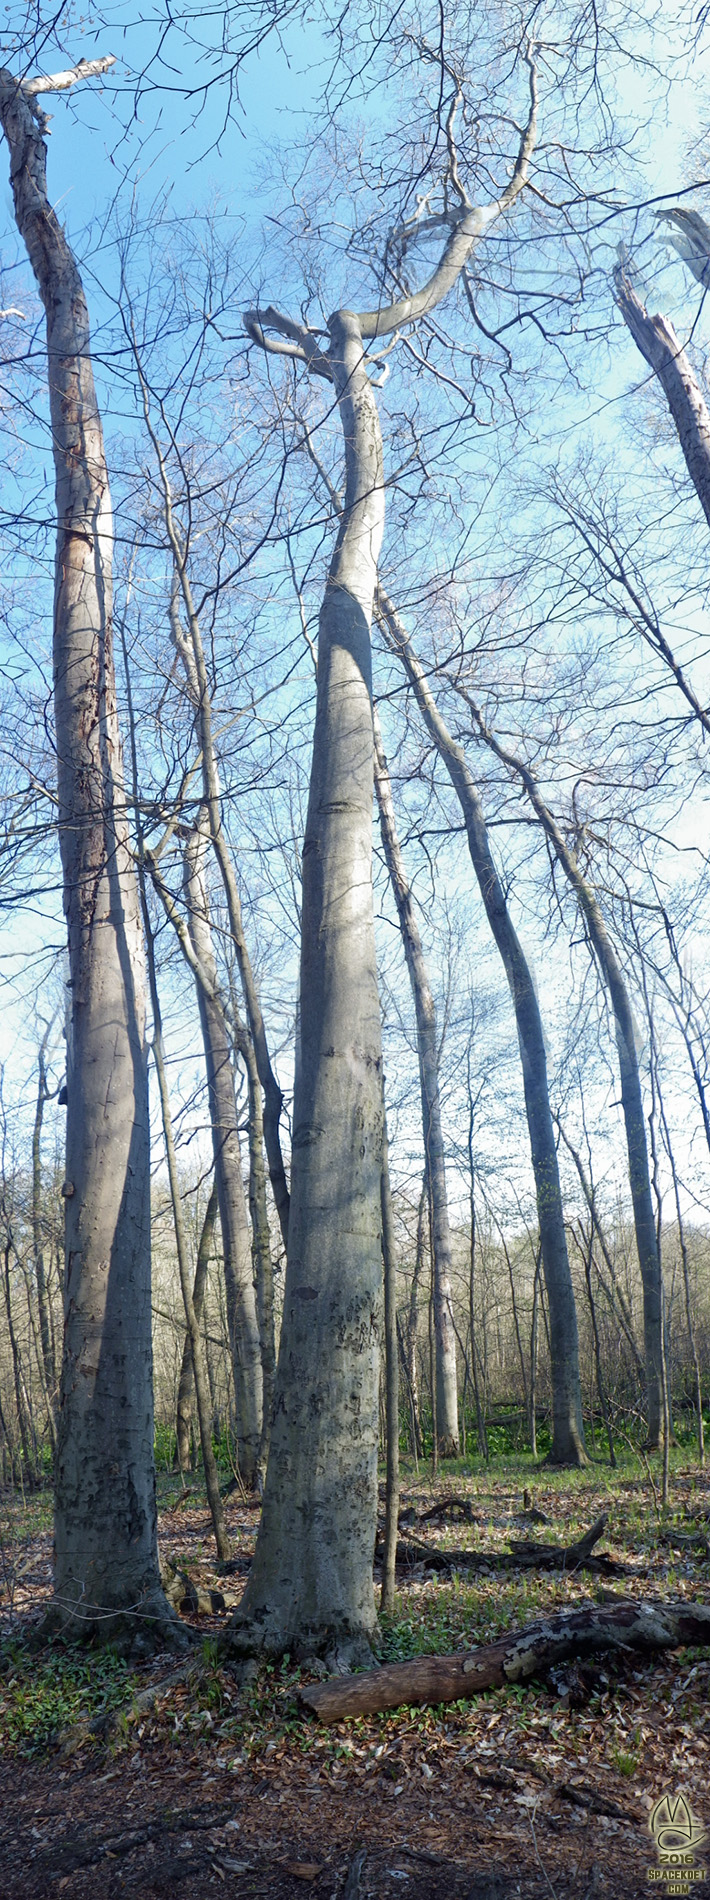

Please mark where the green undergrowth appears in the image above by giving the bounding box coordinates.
[1,1451,708,1764]
[0,1640,134,1756]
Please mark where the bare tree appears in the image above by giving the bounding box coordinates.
[614,256,710,534]
[373,708,459,1454]
[182,815,263,1486]
[460,695,666,1449]
[376,587,586,1465]
[175,1178,220,1472]
[0,57,176,1639]
[225,45,538,1662]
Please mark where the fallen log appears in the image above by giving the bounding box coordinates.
[411,1495,478,1526]
[384,1511,628,1577]
[660,1527,710,1558]
[299,1596,710,1723]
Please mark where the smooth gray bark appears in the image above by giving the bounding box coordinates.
[182,819,263,1487]
[175,1179,219,1471]
[230,61,540,1652]
[407,1181,427,1460]
[32,1030,56,1414]
[236,1002,276,1478]
[373,710,459,1454]
[144,839,275,1479]
[0,62,173,1632]
[227,311,386,1663]
[466,711,665,1448]
[377,589,586,1465]
[140,885,230,1562]
[144,518,290,1246]
[380,1122,400,1615]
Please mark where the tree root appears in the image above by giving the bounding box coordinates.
[300,1594,710,1722]
[32,1586,194,1657]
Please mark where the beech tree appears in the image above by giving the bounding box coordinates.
[182,815,263,1485]
[453,694,667,1450]
[223,43,538,1664]
[374,708,459,1456]
[376,588,587,1465]
[0,58,178,1639]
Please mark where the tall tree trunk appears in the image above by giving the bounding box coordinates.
[529,1250,541,1461]
[377,589,586,1466]
[406,1180,427,1459]
[175,1179,219,1472]
[380,1122,400,1616]
[182,818,263,1488]
[32,1031,56,1412]
[140,890,231,1563]
[236,1010,276,1480]
[579,1222,616,1467]
[2,1238,38,1485]
[373,709,458,1455]
[0,63,173,1635]
[227,310,385,1664]
[464,707,665,1446]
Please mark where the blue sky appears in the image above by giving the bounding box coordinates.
[1,5,709,1229]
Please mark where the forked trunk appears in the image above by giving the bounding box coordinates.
[376,589,586,1466]
[227,310,385,1663]
[182,820,263,1486]
[0,69,171,1634]
[373,710,459,1455]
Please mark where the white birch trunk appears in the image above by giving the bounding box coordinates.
[0,71,170,1634]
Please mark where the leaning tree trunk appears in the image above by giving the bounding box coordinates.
[373,709,459,1455]
[377,589,586,1466]
[0,66,173,1635]
[614,264,710,529]
[465,708,666,1448]
[226,310,385,1665]
[182,818,263,1488]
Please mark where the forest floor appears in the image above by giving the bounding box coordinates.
[1,1450,709,1900]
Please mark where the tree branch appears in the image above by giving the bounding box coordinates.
[22,56,116,97]
[243,305,333,380]
[357,50,538,339]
